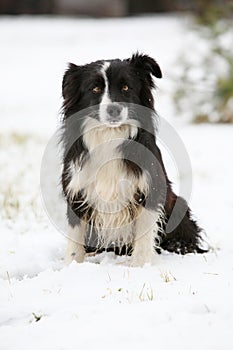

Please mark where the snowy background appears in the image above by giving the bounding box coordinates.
[0,15,233,349]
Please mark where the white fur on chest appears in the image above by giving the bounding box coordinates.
[67,121,149,247]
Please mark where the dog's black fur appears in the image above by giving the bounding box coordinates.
[61,53,207,257]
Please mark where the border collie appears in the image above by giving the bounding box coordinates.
[61,53,207,266]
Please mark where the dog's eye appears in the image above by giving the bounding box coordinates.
[92,86,102,94]
[121,85,129,92]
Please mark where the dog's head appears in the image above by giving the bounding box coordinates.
[62,53,162,126]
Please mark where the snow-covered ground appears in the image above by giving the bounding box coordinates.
[0,15,233,350]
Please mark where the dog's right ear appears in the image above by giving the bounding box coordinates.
[62,63,82,99]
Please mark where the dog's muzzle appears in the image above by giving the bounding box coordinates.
[106,103,125,126]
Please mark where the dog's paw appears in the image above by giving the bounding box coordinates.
[65,248,85,265]
[129,258,145,268]
[115,255,146,267]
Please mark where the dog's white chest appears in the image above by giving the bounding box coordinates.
[66,124,149,244]
[69,145,134,207]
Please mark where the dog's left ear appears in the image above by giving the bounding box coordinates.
[129,53,162,79]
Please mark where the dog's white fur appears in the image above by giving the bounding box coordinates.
[65,122,160,266]
[99,62,128,125]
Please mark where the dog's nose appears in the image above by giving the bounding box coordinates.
[107,104,123,120]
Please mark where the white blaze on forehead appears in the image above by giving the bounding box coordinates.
[100,61,111,104]
[99,60,129,125]
[101,61,110,82]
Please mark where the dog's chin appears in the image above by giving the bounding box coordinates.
[102,120,124,128]
[108,122,123,128]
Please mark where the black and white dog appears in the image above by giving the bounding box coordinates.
[61,53,207,266]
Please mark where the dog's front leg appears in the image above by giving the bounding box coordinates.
[130,208,159,267]
[65,221,86,264]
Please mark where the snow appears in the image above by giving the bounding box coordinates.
[0,15,233,350]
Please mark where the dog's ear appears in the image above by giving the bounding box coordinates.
[129,53,162,79]
[62,63,82,99]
